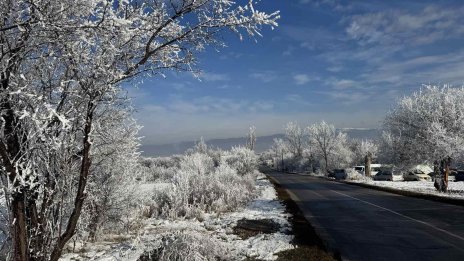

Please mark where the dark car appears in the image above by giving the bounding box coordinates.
[332,169,348,180]
[455,170,464,182]
[328,170,335,178]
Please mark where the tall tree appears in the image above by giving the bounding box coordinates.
[246,126,256,151]
[285,122,305,158]
[384,85,464,191]
[307,121,352,173]
[0,1,279,259]
[351,139,378,176]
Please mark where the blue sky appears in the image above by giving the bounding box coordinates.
[130,0,464,145]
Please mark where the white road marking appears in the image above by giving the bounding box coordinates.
[330,189,464,242]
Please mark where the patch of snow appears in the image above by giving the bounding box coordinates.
[350,179,464,199]
[60,173,294,260]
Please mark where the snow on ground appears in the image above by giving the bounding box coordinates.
[349,179,464,199]
[61,173,294,260]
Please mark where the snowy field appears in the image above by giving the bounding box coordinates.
[349,179,464,199]
[60,174,294,260]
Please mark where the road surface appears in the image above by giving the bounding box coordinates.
[268,172,464,261]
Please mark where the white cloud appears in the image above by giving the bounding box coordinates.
[325,78,358,89]
[293,74,310,85]
[346,6,464,47]
[157,96,277,116]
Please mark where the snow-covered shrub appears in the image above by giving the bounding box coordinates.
[346,168,371,181]
[283,156,311,172]
[149,156,181,169]
[139,156,182,181]
[151,153,256,219]
[224,146,258,175]
[146,166,177,182]
[179,153,215,175]
[141,231,230,261]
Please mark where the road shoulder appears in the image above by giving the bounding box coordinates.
[265,172,340,261]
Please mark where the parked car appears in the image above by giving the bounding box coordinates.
[403,166,432,181]
[328,170,335,178]
[354,165,364,174]
[373,169,403,181]
[353,164,382,175]
[454,170,464,182]
[332,169,348,180]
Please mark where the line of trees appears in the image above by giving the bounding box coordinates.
[263,85,464,192]
[265,121,366,174]
[0,1,278,260]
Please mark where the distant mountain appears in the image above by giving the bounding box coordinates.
[140,129,381,157]
[139,134,284,157]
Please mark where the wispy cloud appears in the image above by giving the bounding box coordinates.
[325,78,358,89]
[346,5,464,47]
[293,74,311,85]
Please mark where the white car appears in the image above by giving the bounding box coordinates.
[353,164,382,176]
[373,170,403,181]
[403,169,432,181]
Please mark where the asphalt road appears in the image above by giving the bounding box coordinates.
[268,171,464,261]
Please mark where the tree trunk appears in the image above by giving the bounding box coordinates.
[324,151,328,175]
[49,101,95,261]
[281,152,284,172]
[365,152,372,177]
[0,96,29,260]
[444,157,451,192]
[11,193,29,261]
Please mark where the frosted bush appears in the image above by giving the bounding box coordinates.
[151,157,181,169]
[141,231,231,261]
[224,146,258,175]
[283,156,311,172]
[148,166,177,182]
[346,168,372,181]
[178,153,215,176]
[140,157,182,181]
[151,153,256,219]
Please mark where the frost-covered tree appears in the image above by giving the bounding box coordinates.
[285,122,305,158]
[246,126,256,151]
[194,137,208,154]
[351,139,378,176]
[384,85,464,190]
[81,109,141,241]
[0,1,279,259]
[307,121,352,173]
[271,138,288,171]
[351,140,377,165]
